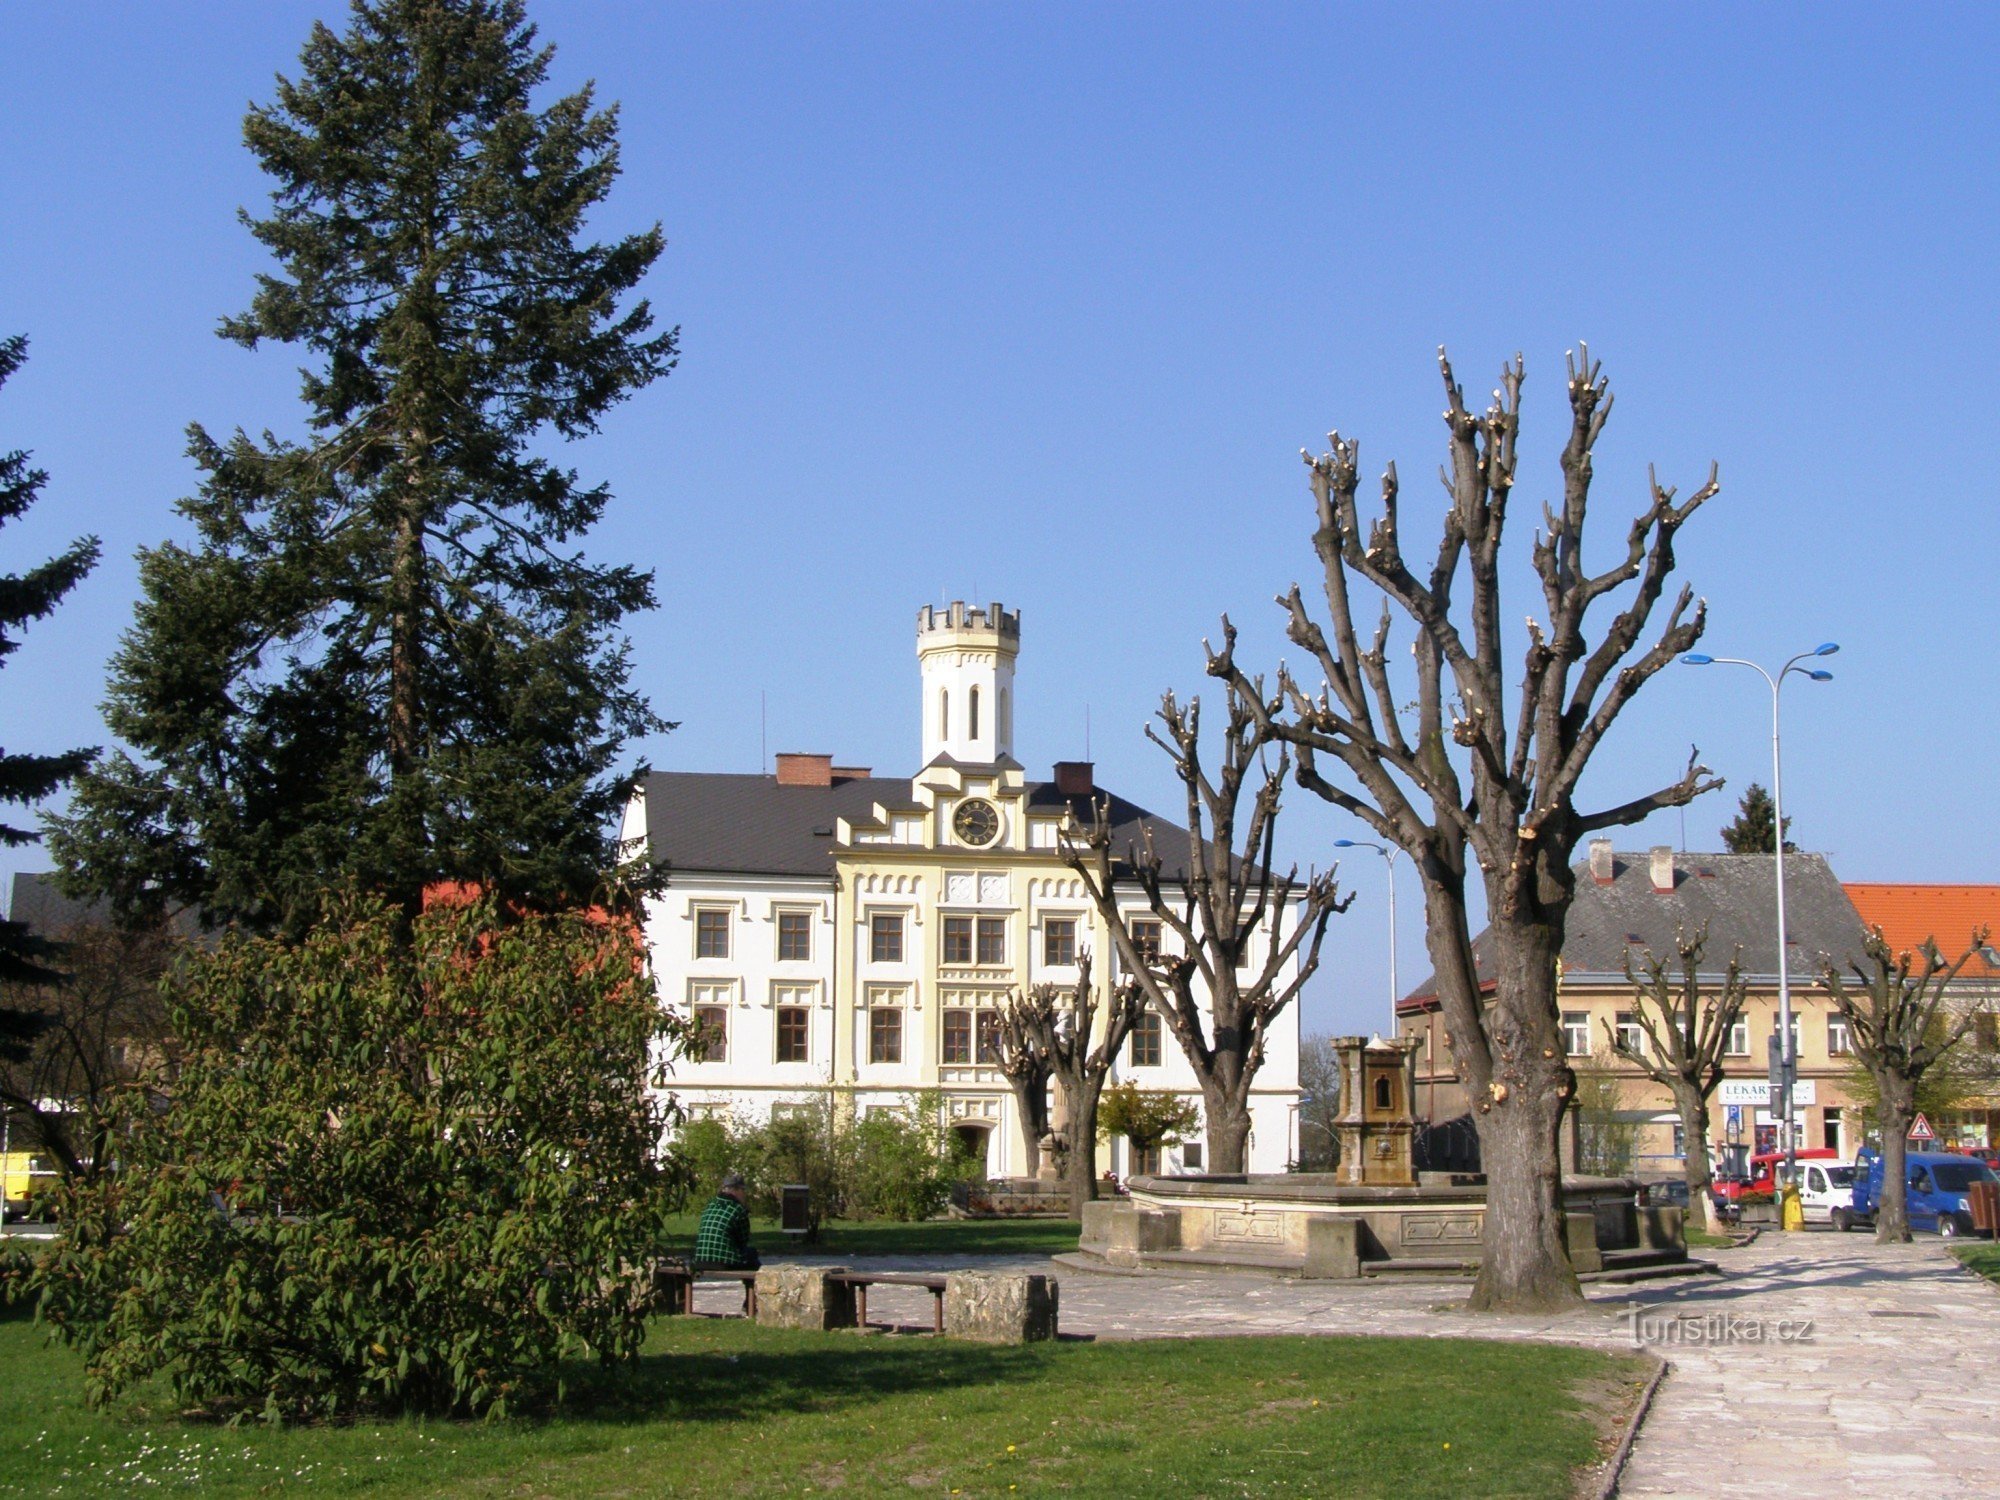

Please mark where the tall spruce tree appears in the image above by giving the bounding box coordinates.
[51,0,675,930]
[1719,782,1792,854]
[1,336,102,1054]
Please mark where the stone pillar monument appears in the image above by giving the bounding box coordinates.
[1333,1034,1419,1187]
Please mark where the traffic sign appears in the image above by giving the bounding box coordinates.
[1909,1113,1935,1142]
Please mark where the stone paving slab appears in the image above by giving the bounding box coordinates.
[738,1234,2000,1497]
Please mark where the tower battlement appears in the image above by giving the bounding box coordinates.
[917,600,1020,643]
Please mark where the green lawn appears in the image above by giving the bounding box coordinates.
[661,1211,1083,1259]
[1954,1243,2000,1285]
[0,1297,1643,1498]
[1683,1226,1738,1250]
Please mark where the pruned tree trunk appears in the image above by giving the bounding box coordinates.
[1676,1088,1726,1236]
[1063,1088,1101,1216]
[1462,917,1580,1311]
[1202,1085,1253,1175]
[1876,1088,1914,1244]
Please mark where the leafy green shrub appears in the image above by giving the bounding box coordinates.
[755,1098,855,1236]
[1098,1082,1201,1155]
[36,897,685,1420]
[671,1115,758,1210]
[849,1099,980,1222]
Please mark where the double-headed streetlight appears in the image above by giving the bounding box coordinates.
[1681,642,1837,1191]
[1334,838,1401,1036]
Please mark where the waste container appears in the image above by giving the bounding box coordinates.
[1779,1182,1805,1231]
[1968,1179,2000,1238]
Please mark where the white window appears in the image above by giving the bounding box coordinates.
[1725,1017,1750,1057]
[1562,1011,1590,1057]
[1827,1016,1851,1057]
[1615,1011,1644,1057]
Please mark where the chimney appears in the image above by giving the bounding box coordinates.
[831,766,872,783]
[1588,837,1615,885]
[1054,760,1094,796]
[774,753,833,788]
[1649,844,1675,894]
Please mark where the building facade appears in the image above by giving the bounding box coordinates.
[627,602,1305,1177]
[1397,842,2000,1178]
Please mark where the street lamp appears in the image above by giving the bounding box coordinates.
[1681,641,1837,1193]
[1334,839,1401,1036]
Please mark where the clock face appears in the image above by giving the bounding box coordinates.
[953,798,1001,847]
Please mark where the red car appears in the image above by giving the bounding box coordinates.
[1715,1148,1842,1203]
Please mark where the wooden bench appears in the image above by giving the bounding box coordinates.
[830,1271,948,1334]
[653,1260,759,1318]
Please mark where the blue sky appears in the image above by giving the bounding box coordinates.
[3,4,1997,1037]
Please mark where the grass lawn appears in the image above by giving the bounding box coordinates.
[1954,1243,2000,1285]
[1683,1226,1738,1250]
[660,1211,1082,1259]
[0,1297,1646,1498]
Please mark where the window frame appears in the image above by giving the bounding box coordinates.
[1561,1010,1590,1058]
[869,910,906,965]
[1129,1008,1163,1067]
[693,906,731,960]
[774,1004,810,1064]
[942,1009,973,1064]
[1042,916,1078,968]
[1827,1015,1852,1057]
[975,915,1006,966]
[775,908,814,963]
[692,1005,728,1063]
[942,915,974,966]
[869,1005,904,1064]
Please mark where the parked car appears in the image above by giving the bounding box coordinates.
[1798,1159,1855,1226]
[1847,1149,1999,1237]
[1640,1176,1738,1225]
[1715,1148,1842,1205]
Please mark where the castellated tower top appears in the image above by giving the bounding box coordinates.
[916,600,1020,643]
[917,601,1019,766]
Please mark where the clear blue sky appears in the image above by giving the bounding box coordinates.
[4,4,1997,1037]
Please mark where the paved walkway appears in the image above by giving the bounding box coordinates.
[721,1233,2000,1498]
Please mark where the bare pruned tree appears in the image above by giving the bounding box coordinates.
[992,954,1143,1217]
[989,988,1057,1182]
[1819,927,1991,1243]
[0,919,180,1181]
[1609,926,1748,1236]
[1061,675,1345,1174]
[1208,347,1720,1311]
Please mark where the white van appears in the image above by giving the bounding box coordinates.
[1800,1160,1856,1227]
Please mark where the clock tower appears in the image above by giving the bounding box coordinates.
[917,601,1019,768]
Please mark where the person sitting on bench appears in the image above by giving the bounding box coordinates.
[694,1171,760,1272]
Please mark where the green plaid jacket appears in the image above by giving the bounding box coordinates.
[694,1193,756,1268]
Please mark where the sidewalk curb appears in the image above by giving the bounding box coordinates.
[1594,1353,1669,1500]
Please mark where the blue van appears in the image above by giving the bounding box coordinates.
[1848,1149,1998,1237]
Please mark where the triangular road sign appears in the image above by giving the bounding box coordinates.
[1909,1113,1935,1142]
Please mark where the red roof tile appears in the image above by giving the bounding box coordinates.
[1841,884,2000,977]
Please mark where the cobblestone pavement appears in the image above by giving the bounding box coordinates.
[701,1233,2000,1498]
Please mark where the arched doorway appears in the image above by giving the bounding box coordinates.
[952,1123,992,1177]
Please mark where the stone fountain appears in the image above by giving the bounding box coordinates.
[1075,1035,1687,1280]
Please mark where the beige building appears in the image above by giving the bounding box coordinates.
[1397,842,1901,1178]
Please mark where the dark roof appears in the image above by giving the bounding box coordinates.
[637,770,1203,881]
[7,873,204,939]
[1399,849,1870,1007]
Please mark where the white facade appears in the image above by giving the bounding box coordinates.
[632,602,1304,1177]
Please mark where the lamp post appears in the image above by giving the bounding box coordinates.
[1334,839,1400,1036]
[1682,642,1837,1193]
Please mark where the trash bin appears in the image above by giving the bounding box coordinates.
[1968,1179,2000,1238]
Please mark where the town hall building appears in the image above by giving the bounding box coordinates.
[622,601,1306,1178]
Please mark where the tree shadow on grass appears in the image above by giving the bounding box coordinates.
[548,1325,1058,1430]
